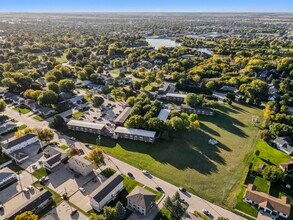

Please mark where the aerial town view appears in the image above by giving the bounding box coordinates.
[0,1,292,220]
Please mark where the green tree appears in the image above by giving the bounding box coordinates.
[0,99,6,112]
[92,96,104,107]
[115,201,126,220]
[103,206,118,220]
[263,166,285,182]
[38,90,58,105]
[38,128,54,143]
[58,79,75,93]
[47,82,59,94]
[184,93,204,107]
[88,148,104,168]
[147,118,164,131]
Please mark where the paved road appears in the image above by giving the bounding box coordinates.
[3,107,245,220]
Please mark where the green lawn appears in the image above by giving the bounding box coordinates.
[32,167,48,179]
[251,139,290,171]
[253,176,270,193]
[62,103,261,208]
[101,168,116,178]
[33,115,44,121]
[59,145,69,150]
[13,106,31,114]
[18,124,27,130]
[72,111,84,119]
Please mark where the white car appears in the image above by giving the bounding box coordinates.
[27,185,34,190]
[32,164,37,170]
[23,188,30,193]
[142,170,150,175]
[79,187,85,192]
[70,137,76,141]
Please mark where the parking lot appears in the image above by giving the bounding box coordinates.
[69,174,105,212]
[46,164,99,197]
[42,201,88,220]
[0,169,37,204]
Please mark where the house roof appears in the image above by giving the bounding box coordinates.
[3,133,38,150]
[5,190,52,220]
[0,122,16,134]
[114,107,132,125]
[126,186,156,209]
[114,126,156,138]
[67,120,106,130]
[157,109,170,122]
[90,173,123,203]
[69,155,92,166]
[166,93,187,98]
[244,184,291,216]
[274,136,292,147]
[44,153,61,166]
[280,162,293,172]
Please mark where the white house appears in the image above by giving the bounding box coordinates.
[68,155,93,176]
[90,173,124,212]
[2,133,38,154]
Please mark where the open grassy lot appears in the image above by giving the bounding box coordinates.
[71,111,84,119]
[13,106,31,114]
[33,115,44,121]
[66,103,261,208]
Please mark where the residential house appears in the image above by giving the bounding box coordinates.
[67,120,106,134]
[0,122,17,135]
[219,86,239,94]
[68,155,93,176]
[90,173,124,212]
[4,190,53,220]
[2,133,39,163]
[43,147,67,172]
[23,99,38,112]
[280,159,293,173]
[113,127,156,143]
[243,184,291,219]
[158,83,175,94]
[0,167,17,190]
[114,107,132,126]
[157,109,169,122]
[37,106,55,118]
[164,93,187,103]
[126,186,156,216]
[180,104,214,116]
[273,136,293,155]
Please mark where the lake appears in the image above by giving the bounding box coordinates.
[146,38,179,49]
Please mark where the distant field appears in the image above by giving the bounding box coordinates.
[68,102,262,208]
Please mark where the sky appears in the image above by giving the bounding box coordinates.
[0,0,292,13]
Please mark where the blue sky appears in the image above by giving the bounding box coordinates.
[0,0,292,12]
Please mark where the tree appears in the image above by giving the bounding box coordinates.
[38,90,58,105]
[92,96,104,107]
[15,127,38,138]
[68,147,80,157]
[0,99,6,112]
[58,79,75,93]
[38,128,54,143]
[125,115,144,129]
[115,202,126,220]
[172,191,181,202]
[184,93,204,107]
[147,118,164,131]
[103,206,118,220]
[189,113,198,122]
[50,115,65,129]
[169,116,185,131]
[263,166,285,182]
[16,211,38,220]
[47,82,59,93]
[163,196,173,211]
[87,148,104,167]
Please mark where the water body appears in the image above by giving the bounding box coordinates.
[146,38,179,49]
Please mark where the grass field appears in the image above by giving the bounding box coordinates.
[13,106,31,114]
[66,102,262,208]
[32,167,48,179]
[59,145,69,150]
[18,124,27,130]
[71,111,84,119]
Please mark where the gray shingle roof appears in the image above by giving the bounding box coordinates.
[3,133,37,150]
[126,186,156,209]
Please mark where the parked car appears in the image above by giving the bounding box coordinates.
[155,186,163,192]
[32,164,37,170]
[71,210,78,216]
[179,198,187,204]
[23,188,30,193]
[27,185,34,190]
[202,209,212,217]
[142,170,150,175]
[127,172,134,177]
[179,187,186,192]
[70,136,76,141]
[79,187,85,192]
[0,203,3,210]
[79,149,84,154]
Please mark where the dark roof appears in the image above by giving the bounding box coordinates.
[274,136,292,146]
[126,186,156,209]
[280,162,293,173]
[0,172,16,185]
[114,107,131,125]
[9,150,29,161]
[5,190,53,220]
[3,133,38,150]
[45,153,61,166]
[90,173,123,203]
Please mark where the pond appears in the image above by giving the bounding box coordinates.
[146,38,179,49]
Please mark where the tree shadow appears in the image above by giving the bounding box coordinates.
[200,110,248,138]
[200,123,220,137]
[260,158,276,166]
